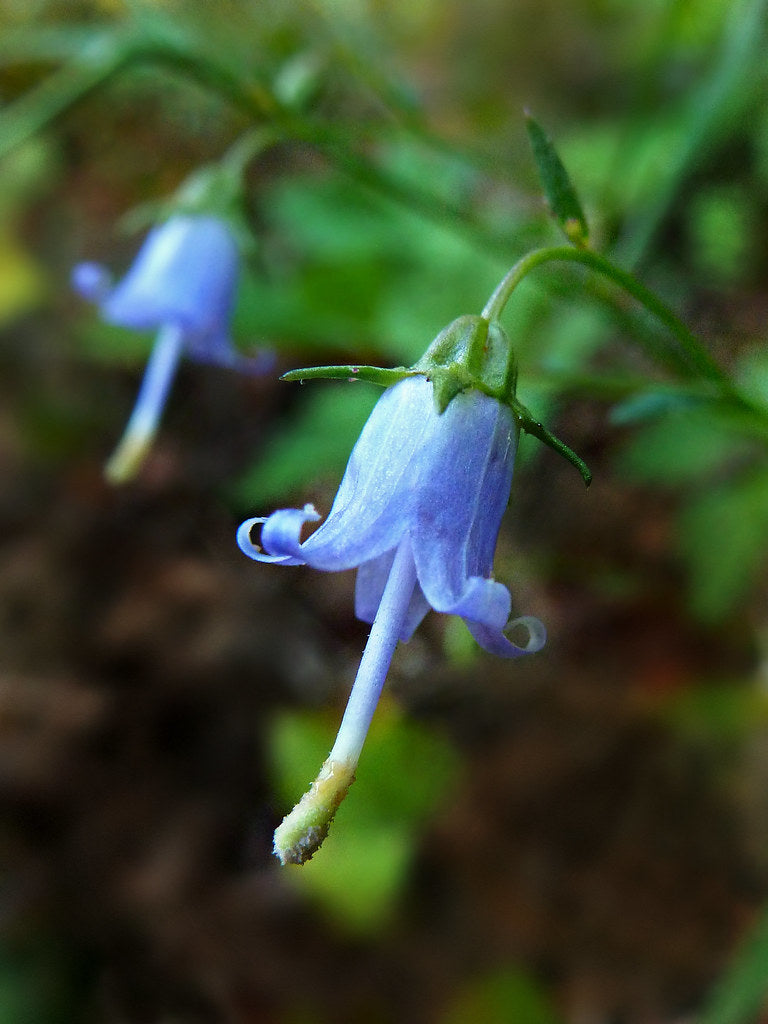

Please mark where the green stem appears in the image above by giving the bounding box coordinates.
[482,245,730,390]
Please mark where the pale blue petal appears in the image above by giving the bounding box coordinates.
[466,412,519,577]
[71,262,112,303]
[411,388,516,627]
[75,216,273,376]
[296,378,434,570]
[437,575,512,628]
[236,375,545,659]
[237,505,320,565]
[99,216,239,339]
[465,615,547,658]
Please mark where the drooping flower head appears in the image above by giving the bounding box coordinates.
[73,214,271,483]
[238,314,589,865]
[239,375,543,658]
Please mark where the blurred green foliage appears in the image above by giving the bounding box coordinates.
[269,702,460,934]
[701,905,768,1024]
[231,383,378,506]
[441,966,561,1024]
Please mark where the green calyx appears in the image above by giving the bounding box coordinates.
[414,314,590,486]
[282,315,517,410]
[413,314,518,412]
[281,313,591,487]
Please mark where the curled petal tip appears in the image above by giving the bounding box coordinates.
[465,613,547,658]
[236,504,319,565]
[512,614,547,653]
[236,516,269,559]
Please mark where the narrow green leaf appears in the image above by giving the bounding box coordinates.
[281,364,412,387]
[525,114,589,247]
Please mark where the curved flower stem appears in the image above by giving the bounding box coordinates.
[105,323,185,484]
[273,535,418,865]
[481,245,732,392]
[147,48,519,260]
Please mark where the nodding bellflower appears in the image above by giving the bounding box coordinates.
[238,311,564,865]
[73,214,271,483]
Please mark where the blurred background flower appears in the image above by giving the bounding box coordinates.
[73,213,272,482]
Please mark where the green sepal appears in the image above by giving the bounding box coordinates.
[525,113,589,249]
[281,315,518,411]
[510,395,592,487]
[281,364,415,387]
[413,315,518,412]
[280,315,589,486]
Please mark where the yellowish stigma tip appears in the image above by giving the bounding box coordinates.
[273,757,356,866]
[104,434,152,485]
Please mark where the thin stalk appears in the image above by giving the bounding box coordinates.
[329,536,417,765]
[273,535,417,864]
[105,323,185,484]
[482,245,731,392]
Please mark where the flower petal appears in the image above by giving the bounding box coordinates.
[355,549,431,640]
[237,505,320,565]
[433,574,512,628]
[411,387,517,626]
[465,614,547,658]
[466,415,518,578]
[99,216,239,338]
[296,378,434,570]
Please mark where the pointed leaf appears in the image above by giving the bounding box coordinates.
[525,114,589,247]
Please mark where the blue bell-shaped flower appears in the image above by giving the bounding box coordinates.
[73,214,271,482]
[239,373,545,864]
